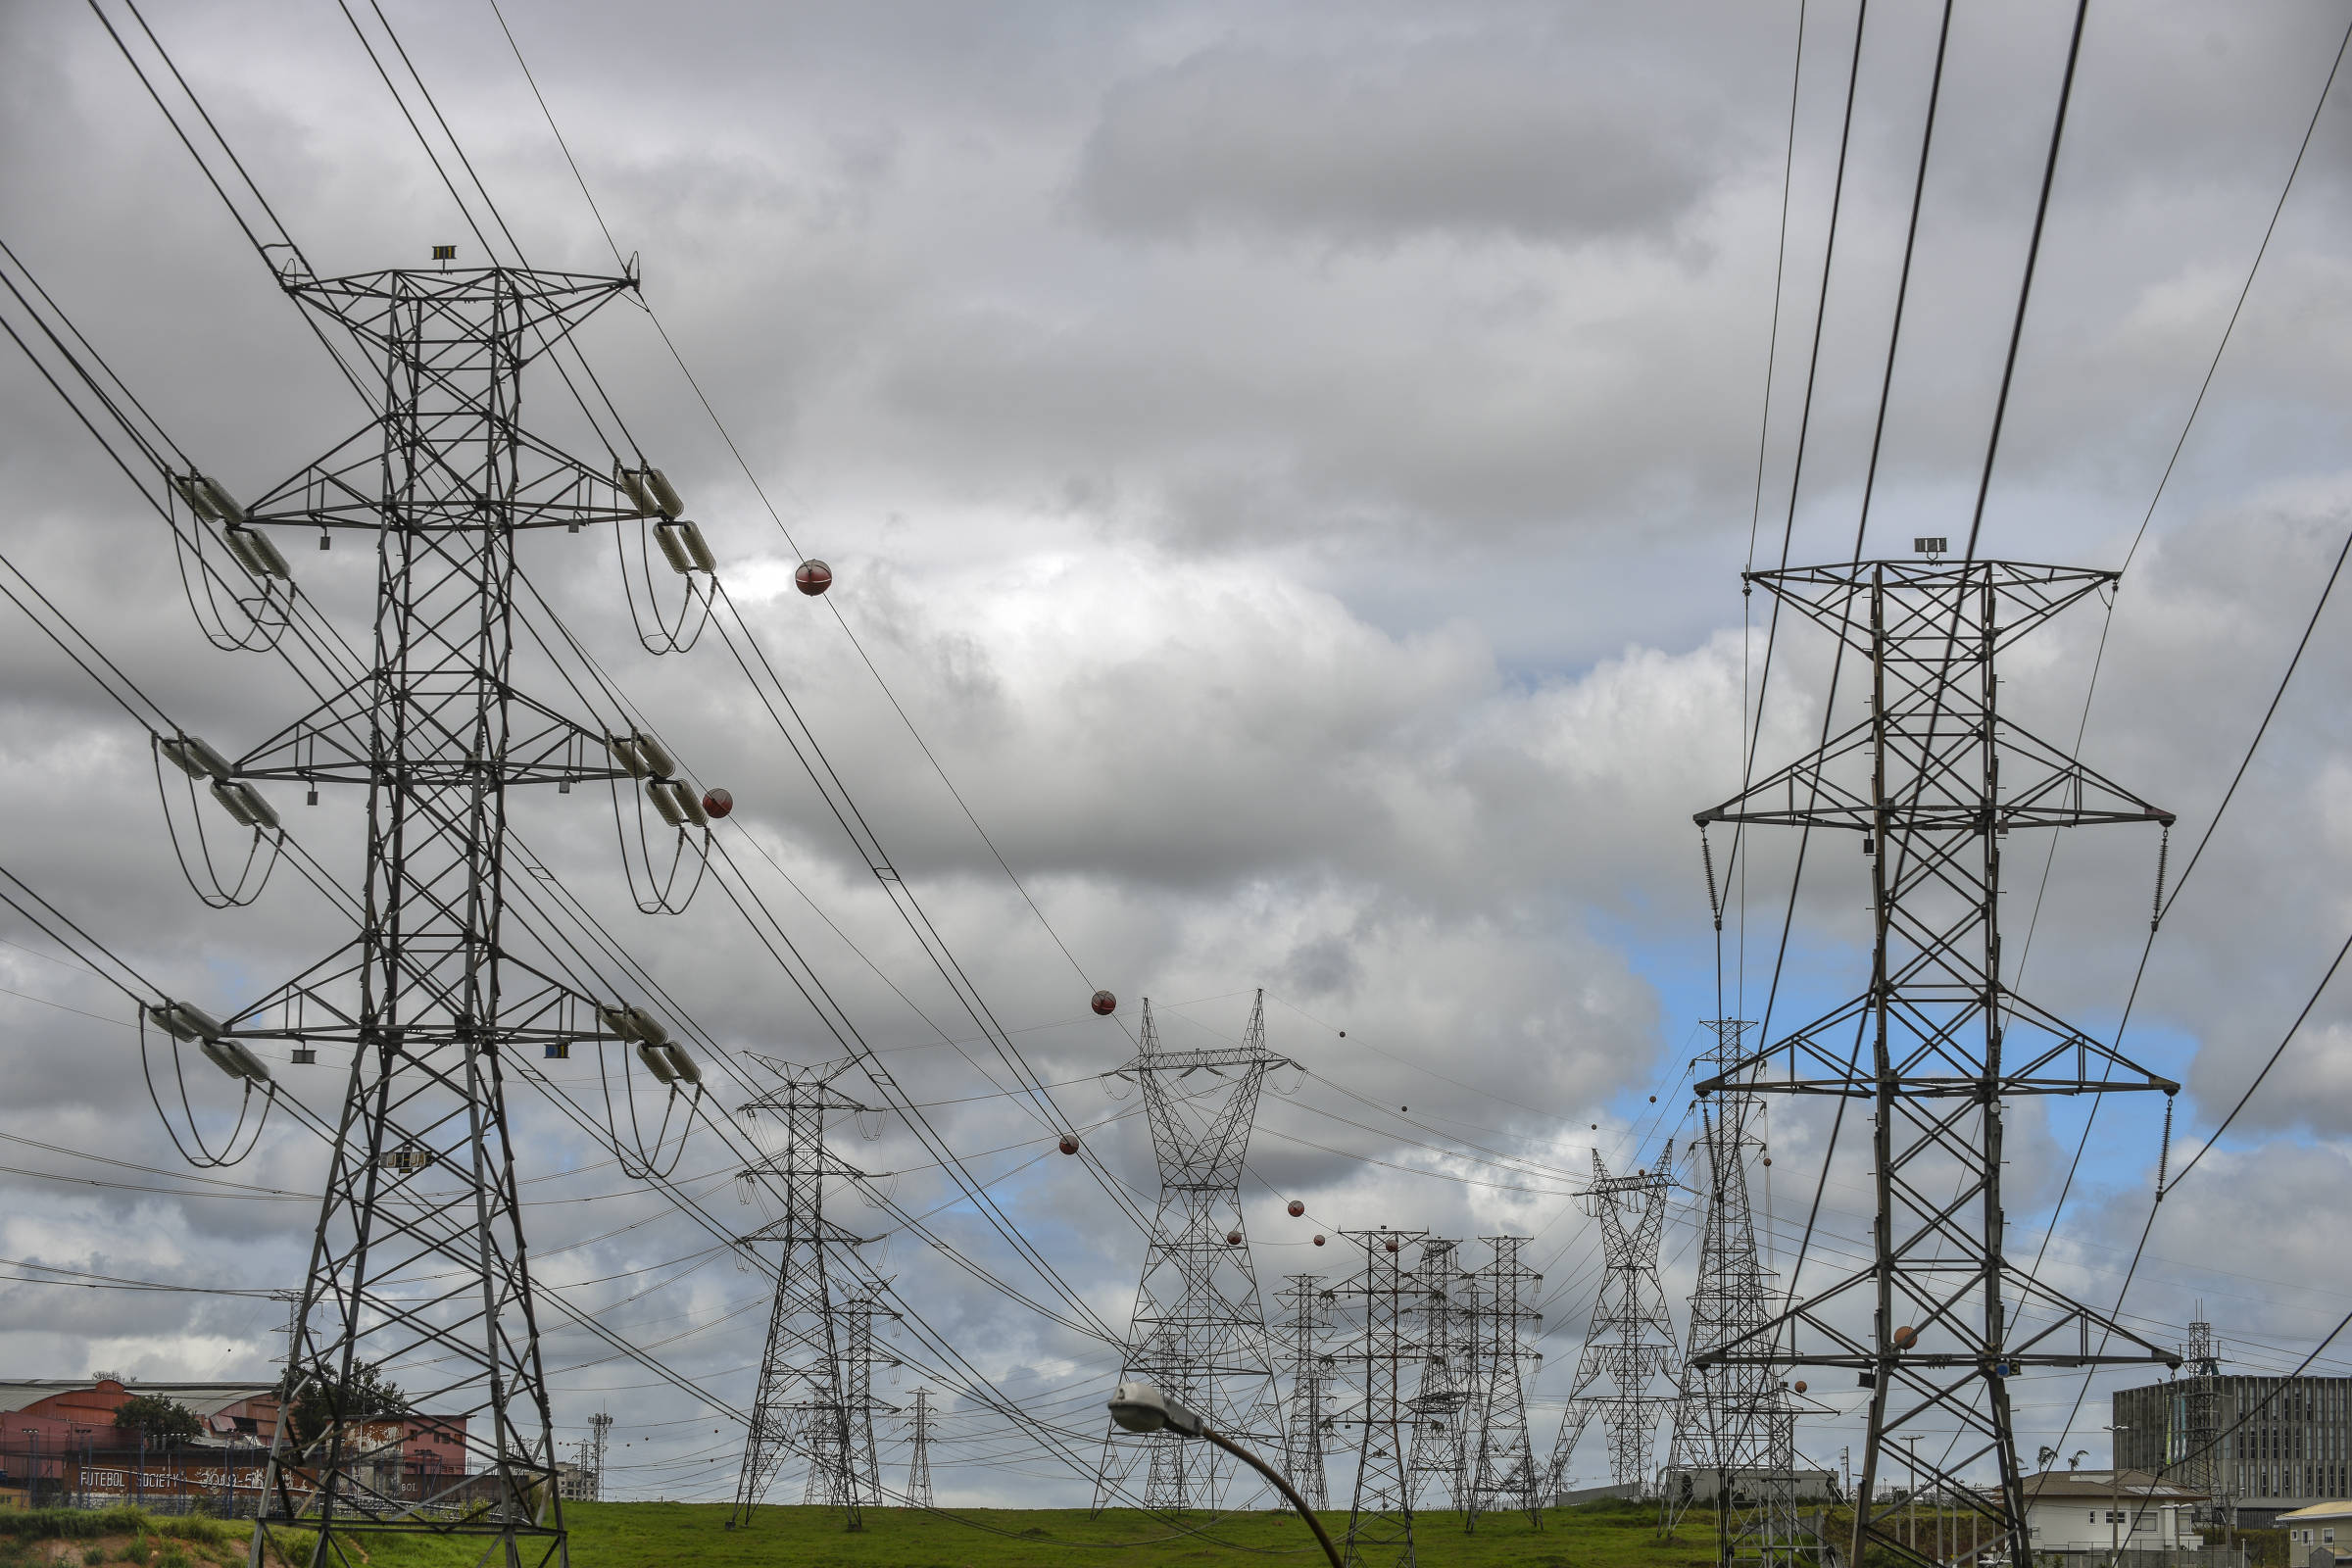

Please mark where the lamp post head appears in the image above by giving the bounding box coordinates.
[1108,1381,1203,1438]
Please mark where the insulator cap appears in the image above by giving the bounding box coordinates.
[795,559,833,596]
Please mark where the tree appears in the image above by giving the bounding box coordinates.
[274,1361,408,1448]
[115,1395,204,1444]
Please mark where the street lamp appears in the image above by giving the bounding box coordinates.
[1106,1382,1343,1568]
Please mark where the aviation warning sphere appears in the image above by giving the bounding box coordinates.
[1287,1200,1305,1217]
[1225,1231,1243,1246]
[795,559,833,596]
[702,787,733,819]
[1057,1134,1080,1155]
[1090,990,1117,1016]
[1312,1234,1326,1247]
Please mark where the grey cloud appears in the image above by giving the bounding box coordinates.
[1073,41,1722,248]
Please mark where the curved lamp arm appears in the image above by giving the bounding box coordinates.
[1198,1425,1344,1568]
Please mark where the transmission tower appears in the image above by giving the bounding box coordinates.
[1403,1238,1468,1512]
[1690,558,2183,1568]
[1666,1020,1804,1567]
[1094,992,1288,1513]
[217,259,661,1568]
[905,1389,937,1510]
[1547,1145,1678,1498]
[1462,1237,1544,1531]
[1335,1229,1429,1568]
[2180,1312,2229,1531]
[1277,1275,1335,1512]
[587,1413,613,1504]
[731,1055,882,1530]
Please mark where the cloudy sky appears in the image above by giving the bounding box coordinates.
[3,0,2352,1519]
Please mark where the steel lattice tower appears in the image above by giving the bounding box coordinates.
[731,1056,881,1530]
[1403,1238,1469,1512]
[1095,992,1288,1513]
[1548,1146,1679,1498]
[1277,1275,1335,1513]
[1690,560,2183,1568]
[222,263,649,1568]
[802,1291,898,1511]
[2180,1313,2227,1528]
[1336,1230,1429,1568]
[1666,1021,1805,1566]
[587,1413,612,1504]
[905,1389,937,1510]
[1462,1237,1544,1531]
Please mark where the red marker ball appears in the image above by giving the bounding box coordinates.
[1312,1235,1326,1247]
[1226,1231,1243,1246]
[1057,1134,1079,1155]
[702,788,734,819]
[1090,990,1117,1016]
[795,559,832,596]
[1287,1200,1305,1218]
[1383,1238,1398,1253]
[1793,1381,1808,1395]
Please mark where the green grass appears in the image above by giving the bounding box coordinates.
[560,1497,1724,1567]
[0,1499,1728,1566]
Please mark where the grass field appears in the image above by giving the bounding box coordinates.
[563,1497,1723,1567]
[0,1499,1725,1567]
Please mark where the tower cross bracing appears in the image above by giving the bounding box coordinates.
[1548,1145,1679,1498]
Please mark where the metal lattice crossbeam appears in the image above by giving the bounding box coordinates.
[1691,560,2184,1568]
[1548,1149,1680,1500]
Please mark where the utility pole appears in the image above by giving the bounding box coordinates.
[1276,1275,1334,1513]
[217,255,666,1568]
[1335,1229,1429,1568]
[731,1055,880,1530]
[1095,993,1288,1513]
[1461,1236,1544,1533]
[1665,1020,1806,1566]
[1690,558,2184,1568]
[1547,1146,1679,1499]
[905,1390,936,1510]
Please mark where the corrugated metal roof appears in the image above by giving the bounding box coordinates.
[2021,1469,2204,1501]
[0,1380,274,1417]
[2278,1501,2352,1522]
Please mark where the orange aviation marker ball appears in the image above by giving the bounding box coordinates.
[795,559,833,596]
[1091,990,1117,1016]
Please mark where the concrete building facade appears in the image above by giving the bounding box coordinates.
[2116,1376,2352,1529]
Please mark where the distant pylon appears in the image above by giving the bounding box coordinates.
[1665,1021,1804,1566]
[730,1055,880,1530]
[811,1290,899,1512]
[2180,1312,2228,1531]
[1336,1229,1429,1568]
[906,1389,937,1510]
[1277,1275,1334,1512]
[587,1413,613,1504]
[1094,992,1289,1513]
[1462,1236,1543,1531]
[1546,1144,1678,1497]
[1403,1238,1469,1512]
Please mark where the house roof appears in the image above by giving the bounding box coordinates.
[2278,1502,2352,1523]
[2019,1469,2204,1502]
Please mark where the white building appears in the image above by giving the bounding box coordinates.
[2020,1469,2207,1558]
[2278,1500,2352,1562]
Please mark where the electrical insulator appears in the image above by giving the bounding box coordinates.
[222,525,292,580]
[209,779,280,830]
[1287,1200,1304,1217]
[633,732,679,780]
[795,560,832,597]
[623,1006,670,1047]
[614,467,658,517]
[702,788,733,819]
[661,1041,703,1086]
[160,734,234,781]
[635,1042,679,1085]
[660,520,716,572]
[596,1004,635,1040]
[605,733,650,778]
[1090,990,1116,1016]
[646,779,686,827]
[667,780,709,826]
[645,468,685,520]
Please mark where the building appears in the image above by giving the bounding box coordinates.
[2279,1502,2352,1564]
[2020,1469,2207,1561]
[0,1377,468,1512]
[2116,1375,2352,1529]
